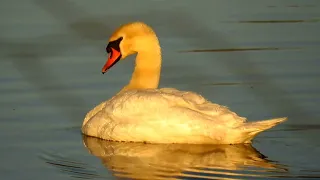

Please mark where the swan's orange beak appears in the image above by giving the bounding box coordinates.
[102,48,121,74]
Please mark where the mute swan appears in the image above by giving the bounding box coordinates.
[82,22,287,144]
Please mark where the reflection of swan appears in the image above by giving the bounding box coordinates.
[83,136,285,179]
[82,22,287,144]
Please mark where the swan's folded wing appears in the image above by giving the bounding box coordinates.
[82,89,247,143]
[105,89,246,128]
[83,101,107,126]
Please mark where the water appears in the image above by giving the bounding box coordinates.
[1,0,320,179]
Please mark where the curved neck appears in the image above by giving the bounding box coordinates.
[121,42,162,92]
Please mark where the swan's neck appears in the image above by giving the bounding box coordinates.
[121,44,161,92]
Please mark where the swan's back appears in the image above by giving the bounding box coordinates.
[85,88,246,126]
[82,88,264,144]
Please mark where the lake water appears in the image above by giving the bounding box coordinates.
[1,0,320,179]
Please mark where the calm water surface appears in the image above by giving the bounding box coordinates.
[1,0,320,179]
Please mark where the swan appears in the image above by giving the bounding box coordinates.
[81,22,287,144]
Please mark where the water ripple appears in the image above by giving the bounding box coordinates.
[39,152,102,179]
[179,47,300,53]
[227,19,320,24]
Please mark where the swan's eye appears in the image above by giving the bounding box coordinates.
[106,47,111,53]
[106,37,123,53]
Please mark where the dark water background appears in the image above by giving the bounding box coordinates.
[1,0,320,179]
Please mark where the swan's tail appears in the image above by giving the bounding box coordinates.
[240,117,287,143]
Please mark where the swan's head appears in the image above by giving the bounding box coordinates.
[102,22,159,74]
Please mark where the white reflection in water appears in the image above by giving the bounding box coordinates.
[82,136,287,180]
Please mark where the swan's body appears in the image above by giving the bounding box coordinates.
[82,22,287,144]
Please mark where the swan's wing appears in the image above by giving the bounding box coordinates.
[83,101,107,126]
[104,89,246,127]
[82,89,247,143]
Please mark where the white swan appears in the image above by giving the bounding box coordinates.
[82,22,287,144]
